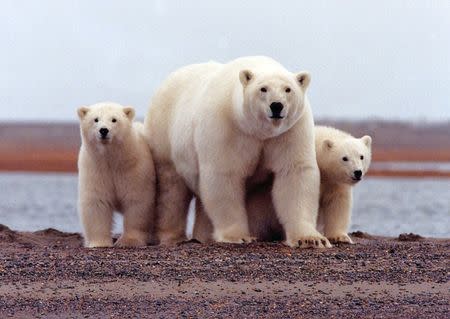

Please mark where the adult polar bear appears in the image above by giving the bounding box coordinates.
[145,56,331,248]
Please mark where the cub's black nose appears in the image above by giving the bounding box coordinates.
[99,128,109,138]
[354,170,362,179]
[270,102,284,118]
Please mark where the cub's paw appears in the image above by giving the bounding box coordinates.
[115,235,147,248]
[85,239,113,248]
[327,233,354,245]
[285,235,332,249]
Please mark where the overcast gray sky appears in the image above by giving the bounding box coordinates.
[1,1,449,121]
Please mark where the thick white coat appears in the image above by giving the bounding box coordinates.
[78,102,155,248]
[193,126,372,244]
[145,56,329,248]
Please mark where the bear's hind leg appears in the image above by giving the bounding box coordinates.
[155,163,191,245]
[192,199,214,243]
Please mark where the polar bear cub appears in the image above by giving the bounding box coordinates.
[315,126,372,243]
[146,56,330,248]
[77,102,155,248]
[193,126,372,245]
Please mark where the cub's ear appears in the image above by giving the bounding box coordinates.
[323,139,333,149]
[239,69,254,87]
[361,135,372,148]
[296,71,311,90]
[123,106,135,120]
[77,106,89,120]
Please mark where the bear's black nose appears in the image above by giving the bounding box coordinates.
[99,128,109,138]
[354,170,362,179]
[270,102,284,118]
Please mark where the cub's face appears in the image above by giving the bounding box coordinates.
[239,69,310,138]
[321,136,372,185]
[77,102,135,145]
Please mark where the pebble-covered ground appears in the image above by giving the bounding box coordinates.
[0,225,448,318]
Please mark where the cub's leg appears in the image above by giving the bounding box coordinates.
[155,162,191,245]
[320,186,354,244]
[116,200,153,247]
[79,199,114,248]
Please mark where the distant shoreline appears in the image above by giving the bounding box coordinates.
[1,120,450,177]
[1,150,450,177]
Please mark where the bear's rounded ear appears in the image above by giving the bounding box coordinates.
[239,70,254,87]
[323,139,333,149]
[361,135,372,148]
[77,106,89,120]
[295,72,311,90]
[123,106,135,120]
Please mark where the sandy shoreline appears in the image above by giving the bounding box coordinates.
[2,149,450,177]
[2,122,450,176]
[0,225,448,318]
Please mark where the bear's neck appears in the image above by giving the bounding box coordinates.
[320,174,352,190]
[231,87,262,137]
[85,131,140,168]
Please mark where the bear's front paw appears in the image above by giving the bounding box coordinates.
[284,235,332,249]
[85,238,113,248]
[327,233,354,245]
[115,235,148,248]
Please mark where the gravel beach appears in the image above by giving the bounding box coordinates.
[0,225,448,318]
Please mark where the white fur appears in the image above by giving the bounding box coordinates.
[193,126,372,245]
[315,126,372,243]
[145,56,329,248]
[77,102,156,248]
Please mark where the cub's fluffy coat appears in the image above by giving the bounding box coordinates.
[78,102,155,248]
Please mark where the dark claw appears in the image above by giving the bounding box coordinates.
[298,240,303,246]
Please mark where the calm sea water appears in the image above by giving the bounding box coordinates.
[0,173,448,238]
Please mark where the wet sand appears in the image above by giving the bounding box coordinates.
[0,225,448,318]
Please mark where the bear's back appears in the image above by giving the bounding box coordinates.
[218,56,290,81]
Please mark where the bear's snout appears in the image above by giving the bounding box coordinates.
[99,128,109,139]
[353,170,362,180]
[269,102,284,119]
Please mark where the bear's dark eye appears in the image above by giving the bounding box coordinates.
[360,155,364,160]
[342,156,348,162]
[112,118,117,123]
[94,118,99,123]
[285,87,291,93]
[260,87,267,93]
